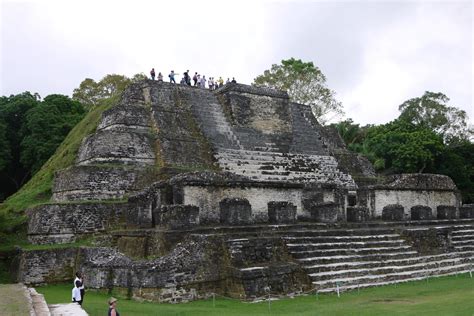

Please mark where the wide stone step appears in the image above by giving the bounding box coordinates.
[282,228,397,237]
[312,263,470,290]
[304,251,474,274]
[283,234,401,243]
[217,149,337,160]
[316,269,469,293]
[218,161,337,172]
[290,246,414,259]
[216,153,338,164]
[308,257,471,281]
[451,239,474,245]
[220,168,324,179]
[452,229,474,236]
[286,240,407,251]
[454,245,474,251]
[297,251,419,265]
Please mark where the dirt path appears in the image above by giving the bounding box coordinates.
[0,284,32,315]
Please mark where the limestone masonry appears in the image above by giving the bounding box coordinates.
[17,81,474,302]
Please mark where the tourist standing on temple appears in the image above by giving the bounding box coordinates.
[208,77,214,90]
[193,72,198,86]
[231,77,237,83]
[108,297,120,316]
[226,78,230,84]
[200,75,207,89]
[150,68,155,80]
[183,70,191,85]
[157,72,163,82]
[169,70,176,83]
[196,74,201,87]
[218,76,224,87]
[74,272,85,305]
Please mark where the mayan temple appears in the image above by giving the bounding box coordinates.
[17,81,474,302]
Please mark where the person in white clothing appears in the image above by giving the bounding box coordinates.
[200,75,206,89]
[74,272,85,304]
[72,280,82,305]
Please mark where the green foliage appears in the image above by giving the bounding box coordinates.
[398,91,473,142]
[254,58,344,124]
[0,93,85,200]
[0,120,10,173]
[73,73,147,109]
[0,98,115,242]
[0,92,40,193]
[334,91,473,202]
[365,120,444,173]
[436,140,474,203]
[37,273,474,316]
[20,95,85,174]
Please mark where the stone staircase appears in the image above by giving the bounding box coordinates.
[290,102,329,155]
[179,88,242,150]
[283,226,473,292]
[215,148,355,186]
[202,221,474,295]
[452,227,474,252]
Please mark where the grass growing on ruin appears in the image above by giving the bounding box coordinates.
[37,273,474,316]
[0,98,115,246]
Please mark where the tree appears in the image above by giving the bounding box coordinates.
[253,58,344,124]
[364,120,445,173]
[73,73,147,109]
[330,119,370,151]
[0,92,39,193]
[398,91,473,142]
[0,92,85,200]
[20,95,85,174]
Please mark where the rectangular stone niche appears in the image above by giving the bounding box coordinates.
[309,202,338,223]
[382,204,404,221]
[268,201,297,224]
[411,205,432,220]
[160,205,199,230]
[219,198,252,225]
[437,205,458,219]
[346,207,369,222]
[460,204,474,219]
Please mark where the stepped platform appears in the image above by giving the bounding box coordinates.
[103,219,474,296]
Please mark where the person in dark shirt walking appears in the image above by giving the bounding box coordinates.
[150,68,155,80]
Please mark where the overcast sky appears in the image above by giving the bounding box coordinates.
[1,0,472,125]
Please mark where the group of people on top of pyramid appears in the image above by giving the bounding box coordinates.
[149,68,236,90]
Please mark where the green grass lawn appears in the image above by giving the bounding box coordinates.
[37,273,474,316]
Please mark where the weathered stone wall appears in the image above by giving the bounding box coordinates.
[17,248,79,285]
[98,103,151,132]
[52,165,146,201]
[217,84,292,152]
[370,189,458,219]
[400,227,453,255]
[76,130,155,166]
[183,185,303,223]
[182,183,343,224]
[76,83,156,167]
[367,174,460,219]
[27,202,129,244]
[149,83,217,169]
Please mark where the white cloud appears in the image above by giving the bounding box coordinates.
[340,1,473,125]
[1,0,472,125]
